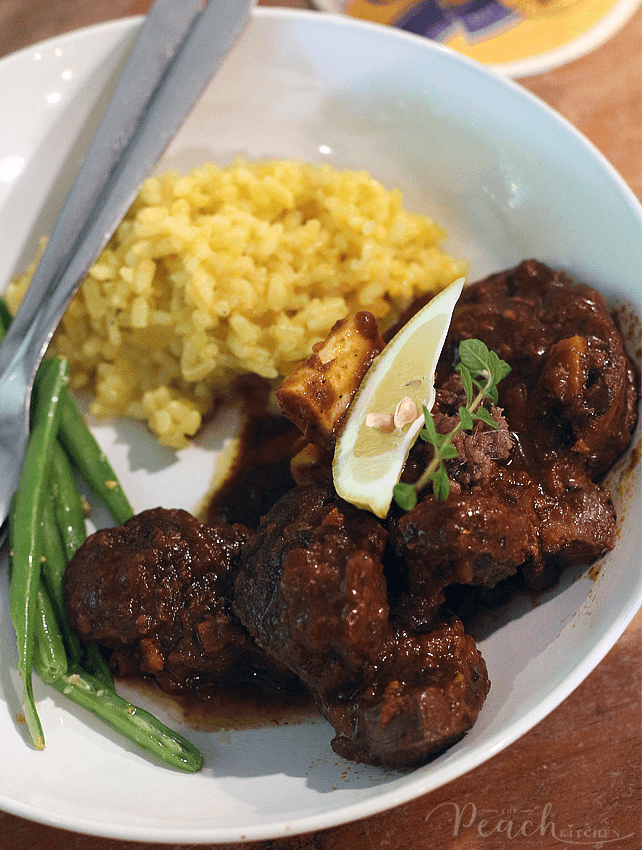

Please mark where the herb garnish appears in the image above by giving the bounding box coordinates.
[392,339,511,510]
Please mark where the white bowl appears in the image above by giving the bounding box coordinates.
[0,7,640,844]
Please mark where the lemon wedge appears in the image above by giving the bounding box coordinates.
[332,277,465,518]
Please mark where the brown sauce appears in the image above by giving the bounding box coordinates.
[120,674,317,734]
[195,381,310,729]
[179,680,317,733]
[207,377,305,529]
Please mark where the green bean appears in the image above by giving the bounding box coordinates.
[33,581,69,683]
[0,295,11,336]
[2,300,200,768]
[47,443,114,688]
[40,493,82,665]
[83,644,115,690]
[41,502,112,685]
[0,295,133,526]
[58,388,134,526]
[9,356,69,749]
[50,440,87,560]
[44,664,204,773]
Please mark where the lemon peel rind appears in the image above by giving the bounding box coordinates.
[332,277,465,518]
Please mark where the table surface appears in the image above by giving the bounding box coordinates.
[0,1,640,848]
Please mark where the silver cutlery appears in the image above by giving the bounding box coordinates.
[0,0,255,533]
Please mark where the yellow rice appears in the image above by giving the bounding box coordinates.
[7,158,467,448]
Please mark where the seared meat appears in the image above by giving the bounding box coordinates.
[233,485,489,767]
[65,507,293,696]
[392,475,542,624]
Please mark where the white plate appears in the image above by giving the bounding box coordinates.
[0,7,640,843]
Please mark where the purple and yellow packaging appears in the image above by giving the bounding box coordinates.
[314,0,640,76]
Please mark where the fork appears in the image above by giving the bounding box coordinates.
[0,0,254,536]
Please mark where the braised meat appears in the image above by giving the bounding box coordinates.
[232,486,389,689]
[440,260,638,480]
[64,260,637,770]
[65,507,293,696]
[233,485,489,767]
[390,260,638,617]
[326,615,489,768]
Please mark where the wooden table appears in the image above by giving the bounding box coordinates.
[0,2,640,848]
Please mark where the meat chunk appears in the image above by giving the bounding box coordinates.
[390,260,634,612]
[392,473,542,623]
[65,508,292,696]
[440,259,638,481]
[233,485,489,767]
[528,333,637,481]
[233,486,390,695]
[327,615,489,769]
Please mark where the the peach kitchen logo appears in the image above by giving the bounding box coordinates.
[423,801,636,846]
